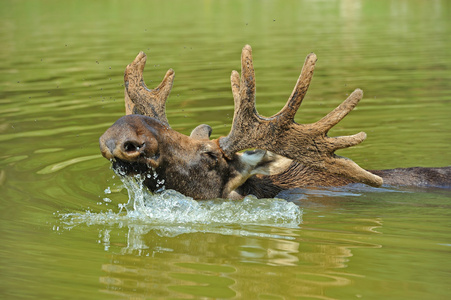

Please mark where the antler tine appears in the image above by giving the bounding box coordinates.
[317,89,363,132]
[124,51,175,127]
[222,46,318,156]
[329,156,383,186]
[328,131,367,151]
[221,45,261,157]
[231,45,257,121]
[276,53,317,121]
[219,45,383,187]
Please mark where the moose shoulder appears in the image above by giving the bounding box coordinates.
[99,46,451,200]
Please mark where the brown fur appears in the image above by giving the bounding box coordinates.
[370,167,451,189]
[100,114,451,200]
[100,115,248,200]
[99,47,451,200]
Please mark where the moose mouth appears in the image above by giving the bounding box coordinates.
[111,157,152,177]
[111,158,166,193]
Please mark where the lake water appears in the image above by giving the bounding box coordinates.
[1,0,450,299]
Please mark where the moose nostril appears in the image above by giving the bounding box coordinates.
[123,141,143,153]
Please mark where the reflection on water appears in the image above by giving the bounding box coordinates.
[94,219,382,299]
[56,177,385,299]
[93,216,382,299]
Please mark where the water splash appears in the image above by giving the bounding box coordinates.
[59,174,302,238]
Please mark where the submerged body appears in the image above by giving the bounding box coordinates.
[371,167,451,189]
[240,164,451,199]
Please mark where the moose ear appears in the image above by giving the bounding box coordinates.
[190,124,213,140]
[241,150,293,176]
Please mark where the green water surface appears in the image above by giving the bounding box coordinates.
[1,1,450,299]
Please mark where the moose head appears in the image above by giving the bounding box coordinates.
[99,45,383,200]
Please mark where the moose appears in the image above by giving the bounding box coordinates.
[99,45,450,200]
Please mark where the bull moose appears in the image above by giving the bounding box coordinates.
[99,45,450,200]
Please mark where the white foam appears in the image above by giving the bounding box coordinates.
[59,174,302,237]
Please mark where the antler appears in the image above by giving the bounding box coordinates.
[219,45,383,187]
[124,51,175,127]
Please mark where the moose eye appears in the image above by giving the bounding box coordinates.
[203,151,218,161]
